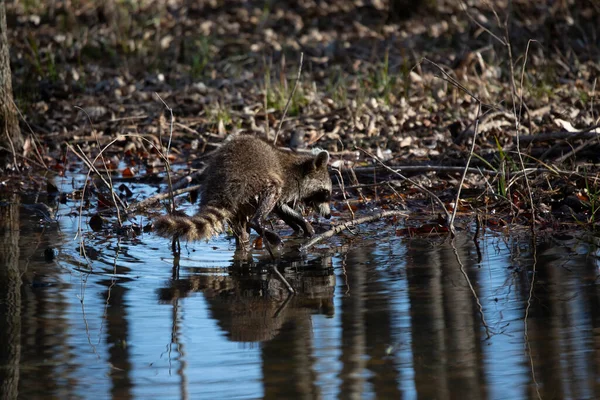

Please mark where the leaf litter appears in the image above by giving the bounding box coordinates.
[3,0,600,244]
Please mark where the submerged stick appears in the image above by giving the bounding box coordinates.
[299,210,407,252]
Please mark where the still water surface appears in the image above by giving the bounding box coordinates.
[2,191,600,399]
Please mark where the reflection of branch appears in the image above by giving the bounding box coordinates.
[273,292,294,319]
[299,210,407,252]
[524,237,540,399]
[450,236,491,339]
[272,263,294,294]
[79,273,101,360]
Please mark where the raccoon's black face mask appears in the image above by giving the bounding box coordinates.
[304,189,332,219]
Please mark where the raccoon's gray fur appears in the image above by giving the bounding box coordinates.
[154,135,332,248]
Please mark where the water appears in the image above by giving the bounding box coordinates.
[2,185,600,399]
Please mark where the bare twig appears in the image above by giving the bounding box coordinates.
[273,52,304,145]
[0,145,47,169]
[70,144,128,212]
[70,133,173,212]
[333,167,355,220]
[421,57,496,109]
[6,90,47,169]
[155,93,175,155]
[554,136,598,164]
[358,147,452,225]
[342,180,402,190]
[450,102,482,233]
[459,0,506,46]
[75,106,122,227]
[155,93,177,214]
[299,210,407,252]
[592,78,598,125]
[496,13,541,396]
[509,35,536,229]
[264,58,270,141]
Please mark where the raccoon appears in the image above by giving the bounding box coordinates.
[154,135,332,249]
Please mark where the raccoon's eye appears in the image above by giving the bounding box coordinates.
[306,189,331,203]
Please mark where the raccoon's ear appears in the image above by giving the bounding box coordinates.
[313,151,330,170]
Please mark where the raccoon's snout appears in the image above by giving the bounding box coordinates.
[318,203,331,219]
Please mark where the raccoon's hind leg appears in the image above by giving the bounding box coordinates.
[249,223,282,246]
[275,204,315,237]
[230,218,251,250]
[250,183,283,246]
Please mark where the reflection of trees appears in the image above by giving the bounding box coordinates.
[337,243,403,399]
[262,308,321,399]
[0,195,21,399]
[523,240,600,399]
[12,194,76,398]
[405,235,486,400]
[362,248,404,399]
[338,247,367,399]
[1,194,74,397]
[101,277,134,400]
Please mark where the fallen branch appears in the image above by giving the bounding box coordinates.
[171,168,205,191]
[351,165,498,176]
[518,124,600,144]
[299,209,407,252]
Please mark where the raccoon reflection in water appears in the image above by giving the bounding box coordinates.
[154,135,332,250]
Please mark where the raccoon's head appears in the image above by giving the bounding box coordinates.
[300,150,332,219]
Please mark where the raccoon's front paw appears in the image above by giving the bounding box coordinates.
[302,221,315,237]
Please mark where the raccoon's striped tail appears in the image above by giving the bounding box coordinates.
[153,206,232,241]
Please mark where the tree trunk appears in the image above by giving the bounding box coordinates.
[0,195,21,399]
[0,0,22,163]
